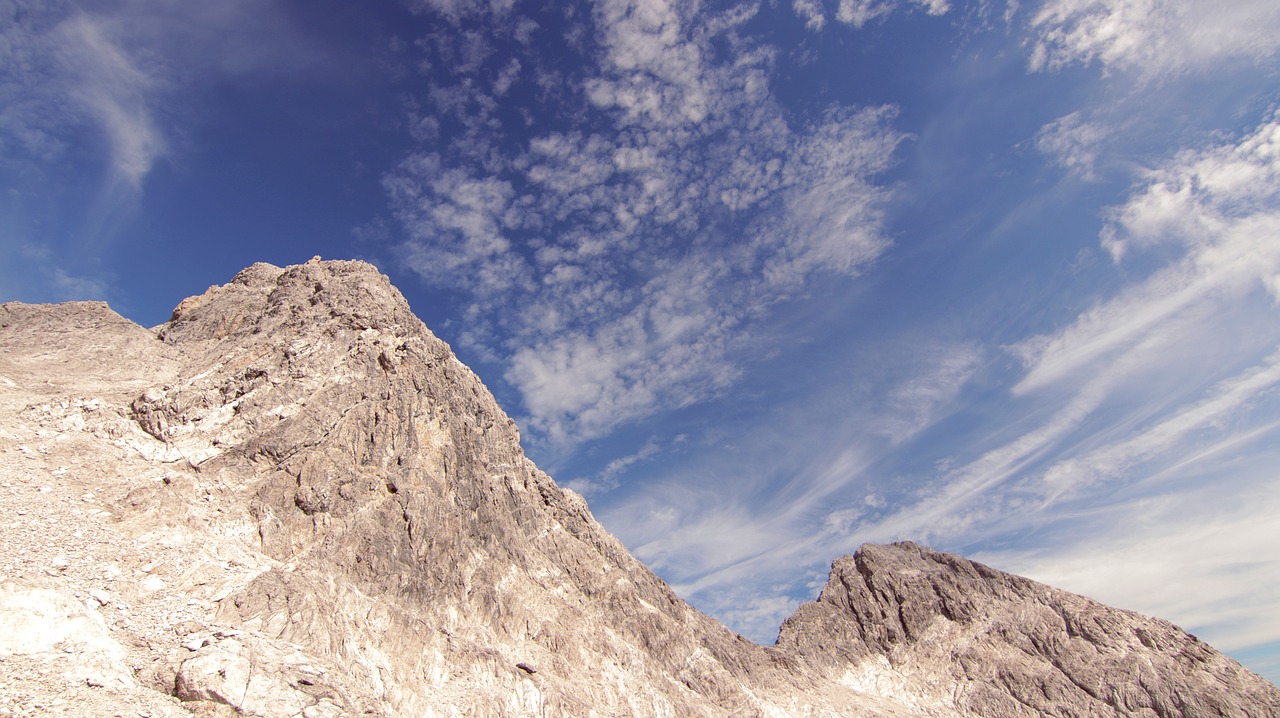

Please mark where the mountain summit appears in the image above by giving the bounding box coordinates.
[1,258,1276,717]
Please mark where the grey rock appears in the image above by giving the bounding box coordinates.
[778,542,1280,717]
[174,633,363,718]
[2,260,1278,718]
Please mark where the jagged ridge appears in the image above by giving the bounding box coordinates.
[1,258,1276,718]
[780,542,1280,717]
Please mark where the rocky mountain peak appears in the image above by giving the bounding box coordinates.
[779,541,1280,717]
[1,259,1277,717]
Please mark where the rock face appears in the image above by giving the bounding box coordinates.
[1,258,1276,718]
[778,543,1280,717]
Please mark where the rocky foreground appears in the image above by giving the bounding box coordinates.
[1,258,1276,717]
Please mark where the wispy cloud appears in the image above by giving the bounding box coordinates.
[1,0,337,301]
[404,0,516,22]
[595,340,985,641]
[1033,354,1280,504]
[809,111,1280,659]
[563,438,659,496]
[0,2,164,300]
[54,13,165,190]
[863,110,1280,532]
[50,268,110,301]
[835,0,950,28]
[977,473,1280,654]
[0,1,72,163]
[0,4,169,192]
[387,1,906,448]
[605,109,1280,649]
[792,0,827,31]
[1035,110,1116,180]
[1028,0,1280,77]
[1016,111,1280,394]
[872,343,984,442]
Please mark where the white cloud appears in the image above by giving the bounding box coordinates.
[875,344,984,441]
[492,57,522,95]
[700,591,803,646]
[600,429,871,591]
[625,487,804,595]
[378,5,1280,663]
[563,439,659,496]
[2,0,339,283]
[763,107,902,289]
[54,13,165,190]
[592,174,1274,645]
[595,339,989,639]
[1035,110,1115,180]
[525,132,616,195]
[50,268,109,301]
[1036,353,1280,503]
[587,0,715,126]
[798,111,1280,661]
[0,1,72,162]
[977,475,1280,653]
[1028,0,1280,76]
[0,3,164,190]
[1104,112,1280,260]
[505,327,647,443]
[792,0,826,31]
[387,155,532,298]
[836,0,950,28]
[1014,112,1280,395]
[403,0,515,22]
[388,2,905,448]
[501,255,747,442]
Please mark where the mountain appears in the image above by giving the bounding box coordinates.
[1,258,1276,718]
[779,543,1280,716]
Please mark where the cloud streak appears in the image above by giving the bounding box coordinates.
[870,110,1280,535]
[978,473,1280,654]
[596,340,985,641]
[820,111,1280,660]
[54,12,165,190]
[602,109,1280,650]
[1,0,340,302]
[0,3,170,192]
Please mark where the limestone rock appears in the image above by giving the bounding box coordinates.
[174,632,365,717]
[778,542,1280,717]
[2,261,1277,717]
[0,582,134,691]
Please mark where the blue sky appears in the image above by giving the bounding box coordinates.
[4,0,1280,684]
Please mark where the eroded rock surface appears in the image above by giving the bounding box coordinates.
[778,542,1280,717]
[1,258,1276,717]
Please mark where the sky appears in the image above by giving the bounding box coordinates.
[3,0,1280,685]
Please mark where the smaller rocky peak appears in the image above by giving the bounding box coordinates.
[0,301,143,359]
[0,301,179,397]
[778,542,1280,718]
[1,300,126,332]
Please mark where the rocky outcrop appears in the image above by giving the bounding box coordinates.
[779,542,1280,717]
[153,259,803,716]
[1,258,1277,717]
